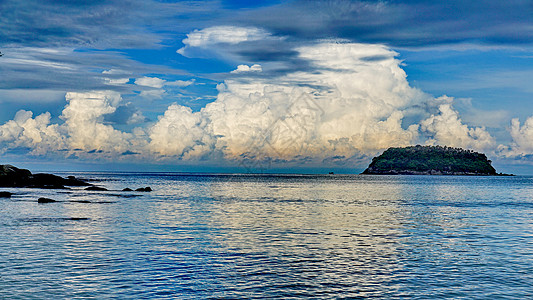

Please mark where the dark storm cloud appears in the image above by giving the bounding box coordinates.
[0,0,226,49]
[235,0,533,48]
[0,0,161,48]
[175,0,533,80]
[238,48,299,62]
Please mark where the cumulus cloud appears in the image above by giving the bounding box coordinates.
[231,64,262,73]
[150,42,490,163]
[135,76,166,88]
[0,91,145,159]
[178,26,270,52]
[177,26,276,57]
[148,104,213,159]
[504,116,533,156]
[0,110,64,155]
[199,43,425,160]
[61,91,135,153]
[421,102,495,151]
[0,42,499,168]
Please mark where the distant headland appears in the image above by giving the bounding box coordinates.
[362,145,511,176]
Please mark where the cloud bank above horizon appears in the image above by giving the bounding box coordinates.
[1,1,533,171]
[3,30,530,170]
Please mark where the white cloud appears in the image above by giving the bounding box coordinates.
[166,79,195,87]
[135,76,194,99]
[60,91,135,153]
[506,116,533,156]
[4,58,73,70]
[193,43,426,160]
[139,89,166,99]
[0,110,64,155]
[135,76,166,88]
[103,69,130,85]
[153,43,496,163]
[231,64,262,73]
[0,42,502,167]
[0,91,142,159]
[127,111,147,125]
[181,26,270,47]
[148,104,212,159]
[177,26,272,56]
[421,103,495,151]
[105,77,130,85]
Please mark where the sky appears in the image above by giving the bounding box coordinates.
[1,0,533,174]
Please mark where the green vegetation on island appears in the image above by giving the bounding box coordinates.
[362,145,507,175]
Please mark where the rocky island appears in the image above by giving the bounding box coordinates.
[362,145,507,175]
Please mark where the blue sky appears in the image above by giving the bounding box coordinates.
[1,0,533,174]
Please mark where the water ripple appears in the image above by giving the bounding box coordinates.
[1,175,533,298]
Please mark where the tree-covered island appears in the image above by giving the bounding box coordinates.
[362,145,509,175]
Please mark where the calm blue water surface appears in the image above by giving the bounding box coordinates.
[1,174,533,299]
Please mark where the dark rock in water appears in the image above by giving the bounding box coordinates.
[0,164,92,189]
[0,165,32,187]
[135,187,152,192]
[32,173,70,189]
[85,186,108,191]
[32,173,89,188]
[362,145,505,175]
[0,191,13,198]
[38,197,56,203]
[122,188,133,192]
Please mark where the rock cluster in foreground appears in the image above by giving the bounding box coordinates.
[362,145,507,175]
[0,164,154,205]
[0,164,91,188]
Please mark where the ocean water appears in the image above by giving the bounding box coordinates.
[1,173,533,299]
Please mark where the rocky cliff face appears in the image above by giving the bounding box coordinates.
[362,145,501,175]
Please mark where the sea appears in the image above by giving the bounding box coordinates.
[1,173,533,299]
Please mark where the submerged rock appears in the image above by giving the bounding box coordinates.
[122,188,133,192]
[38,197,57,203]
